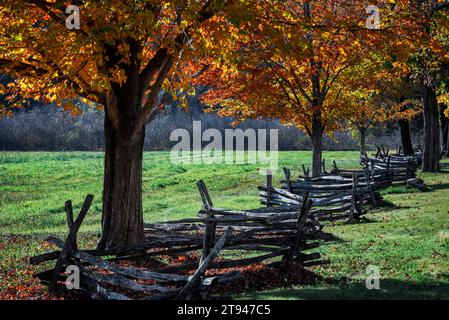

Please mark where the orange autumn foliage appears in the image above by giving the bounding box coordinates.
[196,1,424,136]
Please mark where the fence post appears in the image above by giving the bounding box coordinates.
[49,195,93,293]
[370,159,375,178]
[301,165,308,181]
[374,146,379,158]
[64,200,77,251]
[281,194,312,274]
[176,227,233,300]
[283,167,291,193]
[349,174,359,221]
[197,180,216,265]
[267,170,273,207]
[406,158,414,180]
[364,168,378,207]
[332,160,339,174]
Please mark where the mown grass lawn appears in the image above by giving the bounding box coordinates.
[0,151,448,299]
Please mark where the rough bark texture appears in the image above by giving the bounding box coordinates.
[398,119,414,156]
[418,3,441,172]
[421,84,440,172]
[310,114,323,177]
[359,126,367,158]
[96,38,166,250]
[97,56,148,250]
[440,103,449,157]
[97,113,145,250]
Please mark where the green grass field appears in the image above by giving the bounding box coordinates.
[0,151,448,299]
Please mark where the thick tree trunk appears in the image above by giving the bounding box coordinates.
[398,119,414,156]
[310,116,323,177]
[94,39,177,250]
[97,111,146,250]
[421,84,440,172]
[359,126,367,158]
[440,103,449,157]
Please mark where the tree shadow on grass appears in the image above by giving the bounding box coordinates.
[240,277,449,300]
[439,162,449,169]
[367,200,412,213]
[318,234,347,245]
[340,217,378,226]
[428,183,449,191]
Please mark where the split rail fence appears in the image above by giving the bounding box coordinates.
[30,181,330,300]
[259,167,382,221]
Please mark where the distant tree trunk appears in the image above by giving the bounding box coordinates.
[359,125,367,158]
[421,83,440,172]
[304,1,323,178]
[398,119,414,156]
[310,113,323,177]
[417,4,440,172]
[440,103,449,157]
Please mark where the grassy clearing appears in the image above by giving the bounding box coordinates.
[0,151,448,299]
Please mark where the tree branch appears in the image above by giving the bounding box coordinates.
[132,0,228,139]
[24,0,65,23]
[132,56,174,142]
[0,59,48,76]
[139,48,169,94]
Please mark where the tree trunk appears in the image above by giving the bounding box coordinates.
[359,126,367,158]
[421,84,440,172]
[398,119,414,156]
[440,103,449,157]
[310,116,323,177]
[97,110,146,250]
[94,39,177,250]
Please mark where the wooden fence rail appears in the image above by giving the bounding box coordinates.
[31,181,331,300]
[260,166,383,221]
[374,145,423,167]
[361,153,418,185]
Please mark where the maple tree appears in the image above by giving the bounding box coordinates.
[344,90,389,157]
[0,0,257,249]
[197,0,421,176]
[343,57,421,156]
[346,92,421,157]
[349,0,449,162]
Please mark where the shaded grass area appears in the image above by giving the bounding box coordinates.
[241,279,449,300]
[0,151,448,299]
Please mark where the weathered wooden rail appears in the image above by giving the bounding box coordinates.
[374,145,423,168]
[361,154,417,185]
[331,160,394,189]
[259,167,382,221]
[30,181,330,300]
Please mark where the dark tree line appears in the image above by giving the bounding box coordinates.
[0,98,363,152]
